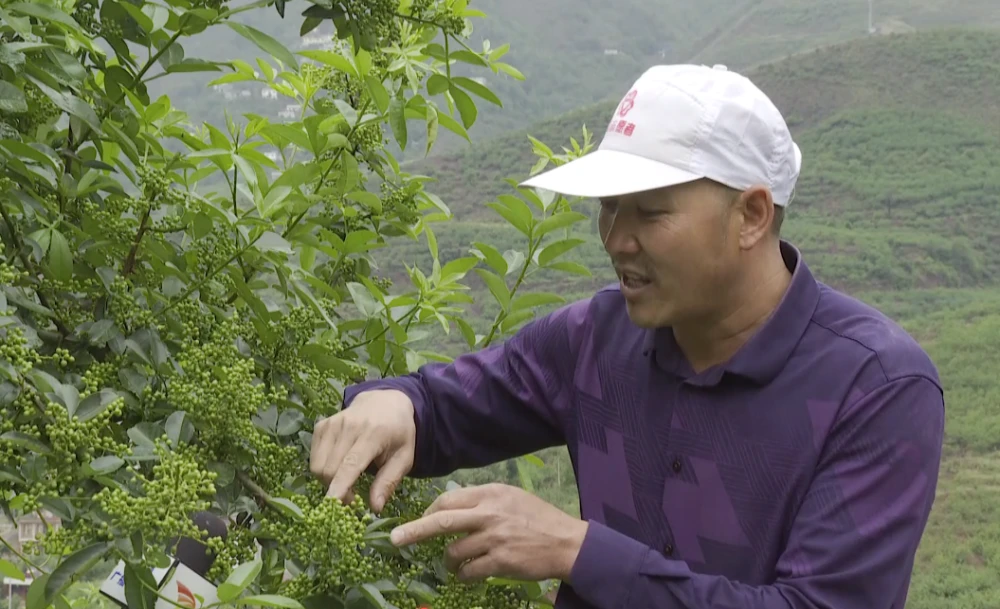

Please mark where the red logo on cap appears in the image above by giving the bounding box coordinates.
[618,90,637,116]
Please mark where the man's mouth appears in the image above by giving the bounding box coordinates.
[620,271,652,291]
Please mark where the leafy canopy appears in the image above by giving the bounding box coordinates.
[0,0,595,607]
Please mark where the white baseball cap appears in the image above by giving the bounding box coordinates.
[519,63,802,206]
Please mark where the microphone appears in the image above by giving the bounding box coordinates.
[99,512,228,609]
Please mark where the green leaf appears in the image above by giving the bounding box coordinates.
[346,282,380,318]
[260,186,292,218]
[471,242,508,275]
[0,558,26,581]
[389,95,407,150]
[238,595,305,609]
[298,50,357,78]
[76,389,120,422]
[425,104,439,155]
[218,558,263,603]
[546,261,592,277]
[227,23,298,70]
[511,292,565,312]
[123,563,157,609]
[44,542,111,604]
[0,431,51,455]
[449,84,478,128]
[87,455,125,476]
[426,74,450,95]
[165,411,194,446]
[47,229,73,282]
[475,269,510,311]
[535,211,588,238]
[26,573,50,609]
[439,256,479,283]
[268,497,304,520]
[8,3,81,30]
[364,75,389,113]
[523,454,545,467]
[538,238,586,266]
[345,190,383,213]
[452,76,502,106]
[27,79,100,132]
[358,583,389,609]
[488,195,534,237]
[0,81,27,113]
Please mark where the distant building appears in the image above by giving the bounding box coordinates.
[0,511,61,555]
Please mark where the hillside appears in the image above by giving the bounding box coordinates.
[149,0,1000,160]
[391,29,1000,298]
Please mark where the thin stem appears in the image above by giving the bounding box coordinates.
[379,304,422,377]
[0,535,47,576]
[480,233,542,349]
[122,207,151,277]
[344,301,422,353]
[98,31,184,124]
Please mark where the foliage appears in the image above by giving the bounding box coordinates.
[0,0,593,607]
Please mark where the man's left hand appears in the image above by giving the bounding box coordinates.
[389,483,589,583]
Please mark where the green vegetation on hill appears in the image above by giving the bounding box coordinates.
[413,28,1000,221]
[153,0,1000,161]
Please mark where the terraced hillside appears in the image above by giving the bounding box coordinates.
[154,0,1000,157]
[390,29,1000,300]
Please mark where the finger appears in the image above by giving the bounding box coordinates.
[390,508,483,546]
[326,437,380,502]
[370,449,412,513]
[309,416,337,480]
[444,531,491,573]
[423,485,487,517]
[319,430,356,490]
[456,553,496,583]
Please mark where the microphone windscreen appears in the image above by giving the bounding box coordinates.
[168,511,228,578]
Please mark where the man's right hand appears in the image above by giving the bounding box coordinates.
[309,389,417,513]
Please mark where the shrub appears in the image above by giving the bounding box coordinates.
[0,1,593,607]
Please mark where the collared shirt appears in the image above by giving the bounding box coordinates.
[342,241,945,609]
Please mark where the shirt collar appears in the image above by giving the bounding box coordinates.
[640,240,820,386]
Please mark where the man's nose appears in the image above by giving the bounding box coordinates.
[601,211,640,256]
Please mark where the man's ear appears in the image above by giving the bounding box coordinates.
[735,185,775,249]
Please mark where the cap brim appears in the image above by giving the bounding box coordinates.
[518,149,703,198]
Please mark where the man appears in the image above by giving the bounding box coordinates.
[309,64,945,608]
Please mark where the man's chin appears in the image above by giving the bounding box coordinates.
[623,300,669,329]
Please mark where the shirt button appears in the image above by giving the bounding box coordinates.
[672,459,682,472]
[664,543,674,556]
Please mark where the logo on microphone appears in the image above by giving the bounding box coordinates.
[177,581,197,609]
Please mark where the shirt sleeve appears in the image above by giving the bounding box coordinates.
[564,374,945,609]
[341,299,591,478]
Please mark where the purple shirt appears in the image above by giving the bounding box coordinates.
[343,241,945,609]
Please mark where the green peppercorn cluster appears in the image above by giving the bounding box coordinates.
[262,494,392,591]
[205,524,257,582]
[16,85,61,133]
[167,316,272,454]
[108,276,158,330]
[0,242,26,285]
[380,180,421,225]
[0,324,40,375]
[95,442,217,549]
[70,0,102,37]
[45,397,127,465]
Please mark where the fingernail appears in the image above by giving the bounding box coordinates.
[390,527,404,545]
[375,495,385,510]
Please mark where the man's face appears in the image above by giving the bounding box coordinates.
[598,180,744,329]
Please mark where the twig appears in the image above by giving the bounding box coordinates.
[0,535,48,577]
[122,206,151,277]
